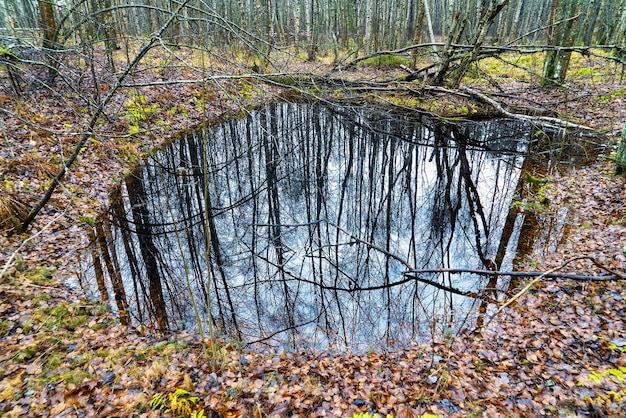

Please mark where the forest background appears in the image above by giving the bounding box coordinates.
[1,0,626,416]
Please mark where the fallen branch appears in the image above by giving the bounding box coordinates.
[330,43,446,73]
[403,266,625,282]
[477,256,622,332]
[462,86,596,132]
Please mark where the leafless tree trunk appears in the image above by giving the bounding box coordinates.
[542,0,581,85]
[617,124,626,175]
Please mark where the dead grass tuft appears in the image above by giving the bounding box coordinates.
[0,193,28,233]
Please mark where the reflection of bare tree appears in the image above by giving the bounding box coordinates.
[109,186,146,324]
[87,226,108,303]
[125,168,169,331]
[94,218,130,325]
[261,107,295,341]
[457,129,495,270]
[84,103,530,350]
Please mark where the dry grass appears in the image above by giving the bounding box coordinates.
[0,193,28,233]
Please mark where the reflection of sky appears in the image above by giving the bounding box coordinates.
[85,103,529,351]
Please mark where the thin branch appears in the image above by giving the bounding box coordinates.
[287,273,497,303]
[243,312,323,347]
[329,43,448,73]
[325,220,413,270]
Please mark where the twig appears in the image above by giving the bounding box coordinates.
[325,220,413,270]
[505,14,582,46]
[244,312,323,347]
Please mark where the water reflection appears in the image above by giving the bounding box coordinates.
[83,102,531,351]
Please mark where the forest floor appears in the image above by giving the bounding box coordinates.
[1,49,626,417]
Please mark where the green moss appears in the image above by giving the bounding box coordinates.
[147,340,188,356]
[49,305,70,320]
[514,53,540,67]
[70,351,93,368]
[14,343,39,361]
[43,336,63,347]
[25,302,93,333]
[44,352,64,372]
[0,320,9,336]
[581,220,594,229]
[387,95,421,109]
[90,318,113,331]
[361,54,412,69]
[64,314,88,331]
[20,320,33,334]
[569,67,594,77]
[479,55,536,80]
[79,215,96,226]
[56,369,92,385]
[266,75,298,86]
[24,267,54,285]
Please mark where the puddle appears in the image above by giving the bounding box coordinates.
[81,102,539,351]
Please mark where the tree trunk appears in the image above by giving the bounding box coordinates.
[448,0,511,88]
[305,0,317,60]
[38,0,60,80]
[293,0,300,52]
[95,219,130,325]
[542,0,580,85]
[38,0,57,50]
[87,226,109,303]
[617,123,626,175]
[101,0,118,72]
[433,11,467,86]
[126,170,169,332]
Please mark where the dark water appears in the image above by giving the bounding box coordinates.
[82,102,533,351]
